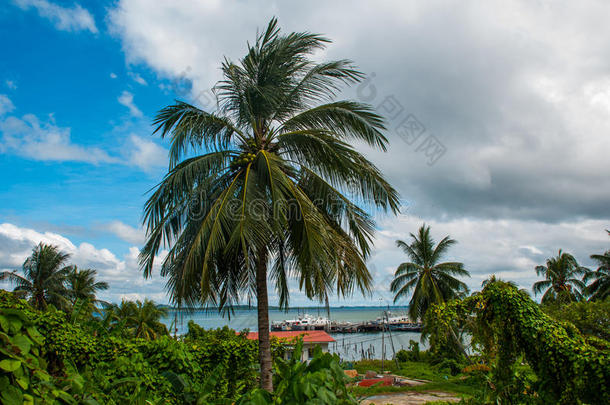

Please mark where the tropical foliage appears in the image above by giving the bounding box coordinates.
[65,267,108,306]
[0,243,72,310]
[543,299,610,341]
[390,224,470,321]
[0,290,286,404]
[585,230,610,301]
[424,281,610,404]
[140,17,399,390]
[533,249,588,304]
[238,341,357,404]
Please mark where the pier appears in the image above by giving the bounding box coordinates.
[270,313,422,333]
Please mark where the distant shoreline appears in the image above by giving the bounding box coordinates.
[160,305,410,311]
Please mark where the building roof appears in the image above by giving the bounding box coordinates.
[243,330,335,343]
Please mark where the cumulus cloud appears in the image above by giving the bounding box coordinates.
[102,220,145,245]
[127,134,167,171]
[0,99,166,169]
[118,90,143,117]
[109,0,610,224]
[13,0,98,33]
[367,214,610,297]
[0,223,168,304]
[0,95,15,116]
[129,72,147,86]
[0,112,118,164]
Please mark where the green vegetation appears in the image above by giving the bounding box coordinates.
[533,249,588,304]
[390,224,470,321]
[0,243,74,310]
[543,299,610,341]
[65,267,108,306]
[0,290,288,404]
[239,341,357,404]
[140,17,399,391]
[420,282,610,404]
[585,230,610,301]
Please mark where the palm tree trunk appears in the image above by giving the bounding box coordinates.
[256,249,273,392]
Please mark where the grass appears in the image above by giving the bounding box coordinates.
[349,359,485,399]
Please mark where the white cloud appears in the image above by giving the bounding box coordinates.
[118,90,143,117]
[0,113,118,164]
[5,81,17,90]
[110,72,118,79]
[368,214,610,298]
[129,72,147,86]
[0,223,168,304]
[0,99,166,170]
[108,0,610,223]
[0,95,15,116]
[127,134,167,171]
[103,220,145,245]
[13,0,98,33]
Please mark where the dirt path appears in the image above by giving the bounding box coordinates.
[360,390,461,404]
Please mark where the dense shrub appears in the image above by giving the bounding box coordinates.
[395,339,421,362]
[426,282,610,404]
[543,298,610,341]
[237,341,357,404]
[0,290,282,403]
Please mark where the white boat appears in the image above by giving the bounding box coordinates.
[271,313,330,331]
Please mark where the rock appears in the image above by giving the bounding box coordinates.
[344,369,358,378]
[365,370,378,379]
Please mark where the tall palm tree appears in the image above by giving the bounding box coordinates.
[584,230,610,301]
[140,18,399,390]
[390,224,470,321]
[66,267,109,305]
[533,250,588,304]
[0,243,71,310]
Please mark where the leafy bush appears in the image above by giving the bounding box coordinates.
[0,291,280,403]
[436,358,464,376]
[543,299,610,341]
[395,339,421,362]
[0,305,72,404]
[237,340,357,404]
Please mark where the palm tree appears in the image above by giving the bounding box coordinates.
[66,267,109,305]
[0,243,71,310]
[112,299,168,340]
[533,250,588,304]
[390,224,470,321]
[140,18,399,390]
[481,275,517,288]
[584,230,610,301]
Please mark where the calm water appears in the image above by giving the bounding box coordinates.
[160,306,426,361]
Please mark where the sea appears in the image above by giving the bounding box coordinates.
[160,306,427,361]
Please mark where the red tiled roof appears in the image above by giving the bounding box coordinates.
[242,330,335,343]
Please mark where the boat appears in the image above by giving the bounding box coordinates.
[271,314,330,331]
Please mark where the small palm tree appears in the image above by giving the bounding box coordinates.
[66,267,109,305]
[140,18,398,390]
[482,275,517,288]
[0,243,71,310]
[390,224,470,321]
[131,299,169,340]
[584,230,610,301]
[533,250,588,304]
[111,299,169,340]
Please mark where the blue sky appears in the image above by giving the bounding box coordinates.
[1,0,609,305]
[0,0,168,255]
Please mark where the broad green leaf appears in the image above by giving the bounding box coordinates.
[0,359,21,372]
